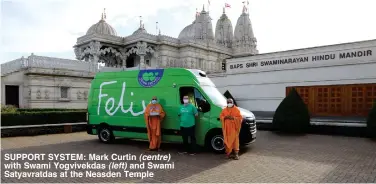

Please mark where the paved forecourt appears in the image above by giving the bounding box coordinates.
[1,131,376,183]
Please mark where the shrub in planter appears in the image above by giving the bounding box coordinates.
[272,88,310,134]
[366,100,376,139]
[223,90,238,106]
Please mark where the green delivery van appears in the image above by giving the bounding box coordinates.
[86,68,257,152]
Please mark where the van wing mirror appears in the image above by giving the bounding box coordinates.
[199,101,210,113]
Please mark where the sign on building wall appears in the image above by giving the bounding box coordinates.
[226,45,376,73]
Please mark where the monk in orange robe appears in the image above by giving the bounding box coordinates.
[220,98,243,160]
[144,96,166,151]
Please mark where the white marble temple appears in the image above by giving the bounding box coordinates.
[2,5,374,113]
[1,6,256,109]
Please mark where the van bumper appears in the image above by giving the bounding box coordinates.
[87,124,95,135]
[239,118,257,145]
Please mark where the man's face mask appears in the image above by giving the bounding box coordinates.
[183,98,189,104]
[151,99,157,104]
[227,102,233,107]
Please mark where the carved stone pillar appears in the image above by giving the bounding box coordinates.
[136,41,148,69]
[119,48,127,69]
[155,45,161,68]
[88,41,101,72]
[139,55,146,69]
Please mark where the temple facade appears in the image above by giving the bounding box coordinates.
[1,5,258,109]
[2,5,375,118]
[73,6,258,72]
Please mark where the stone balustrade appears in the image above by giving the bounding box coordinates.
[0,58,24,76]
[1,53,224,76]
[1,54,95,76]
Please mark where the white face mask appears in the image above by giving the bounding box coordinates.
[227,103,233,107]
[151,100,157,104]
[183,99,189,104]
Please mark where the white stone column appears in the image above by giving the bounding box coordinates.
[139,55,146,69]
[87,41,101,72]
[136,41,148,70]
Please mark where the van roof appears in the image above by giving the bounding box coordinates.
[93,68,207,79]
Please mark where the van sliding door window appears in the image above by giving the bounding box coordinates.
[194,88,206,107]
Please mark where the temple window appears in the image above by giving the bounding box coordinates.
[60,87,69,99]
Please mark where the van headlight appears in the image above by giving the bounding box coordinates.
[243,112,255,120]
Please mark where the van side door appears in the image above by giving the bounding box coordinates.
[178,86,211,144]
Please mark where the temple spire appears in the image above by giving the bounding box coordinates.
[139,16,143,28]
[202,4,205,12]
[247,0,250,14]
[196,8,200,19]
[101,8,106,20]
[242,2,248,13]
[223,7,225,14]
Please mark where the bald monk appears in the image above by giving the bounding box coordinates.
[219,98,243,160]
[144,96,166,151]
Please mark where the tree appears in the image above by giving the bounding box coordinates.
[272,88,310,134]
[366,100,376,139]
[223,90,238,106]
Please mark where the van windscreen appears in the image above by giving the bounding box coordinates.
[201,86,227,107]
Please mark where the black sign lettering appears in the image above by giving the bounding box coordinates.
[228,49,373,70]
[339,50,372,59]
[312,54,335,61]
[246,62,258,68]
[260,57,308,66]
[229,64,243,69]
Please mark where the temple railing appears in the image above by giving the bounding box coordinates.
[1,54,222,76]
[1,54,95,76]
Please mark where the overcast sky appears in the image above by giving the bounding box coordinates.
[1,0,375,63]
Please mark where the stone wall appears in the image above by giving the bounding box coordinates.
[27,71,93,109]
[1,70,28,108]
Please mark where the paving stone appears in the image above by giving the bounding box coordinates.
[1,131,376,183]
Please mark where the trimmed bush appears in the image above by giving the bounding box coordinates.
[272,88,310,134]
[223,90,238,106]
[366,101,376,139]
[1,111,86,127]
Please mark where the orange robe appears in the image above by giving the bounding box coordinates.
[144,103,165,149]
[220,106,242,154]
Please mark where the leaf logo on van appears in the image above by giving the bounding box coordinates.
[138,69,164,87]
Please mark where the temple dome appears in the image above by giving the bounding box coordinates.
[178,6,214,41]
[215,8,233,47]
[178,23,194,40]
[86,19,117,36]
[233,6,258,56]
[234,11,255,43]
[133,25,147,35]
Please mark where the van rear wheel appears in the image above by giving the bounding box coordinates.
[98,126,115,144]
[206,132,225,153]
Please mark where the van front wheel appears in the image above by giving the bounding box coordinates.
[209,134,225,153]
[98,126,115,144]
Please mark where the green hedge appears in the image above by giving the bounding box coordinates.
[1,111,86,127]
[17,108,86,112]
[366,101,376,139]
